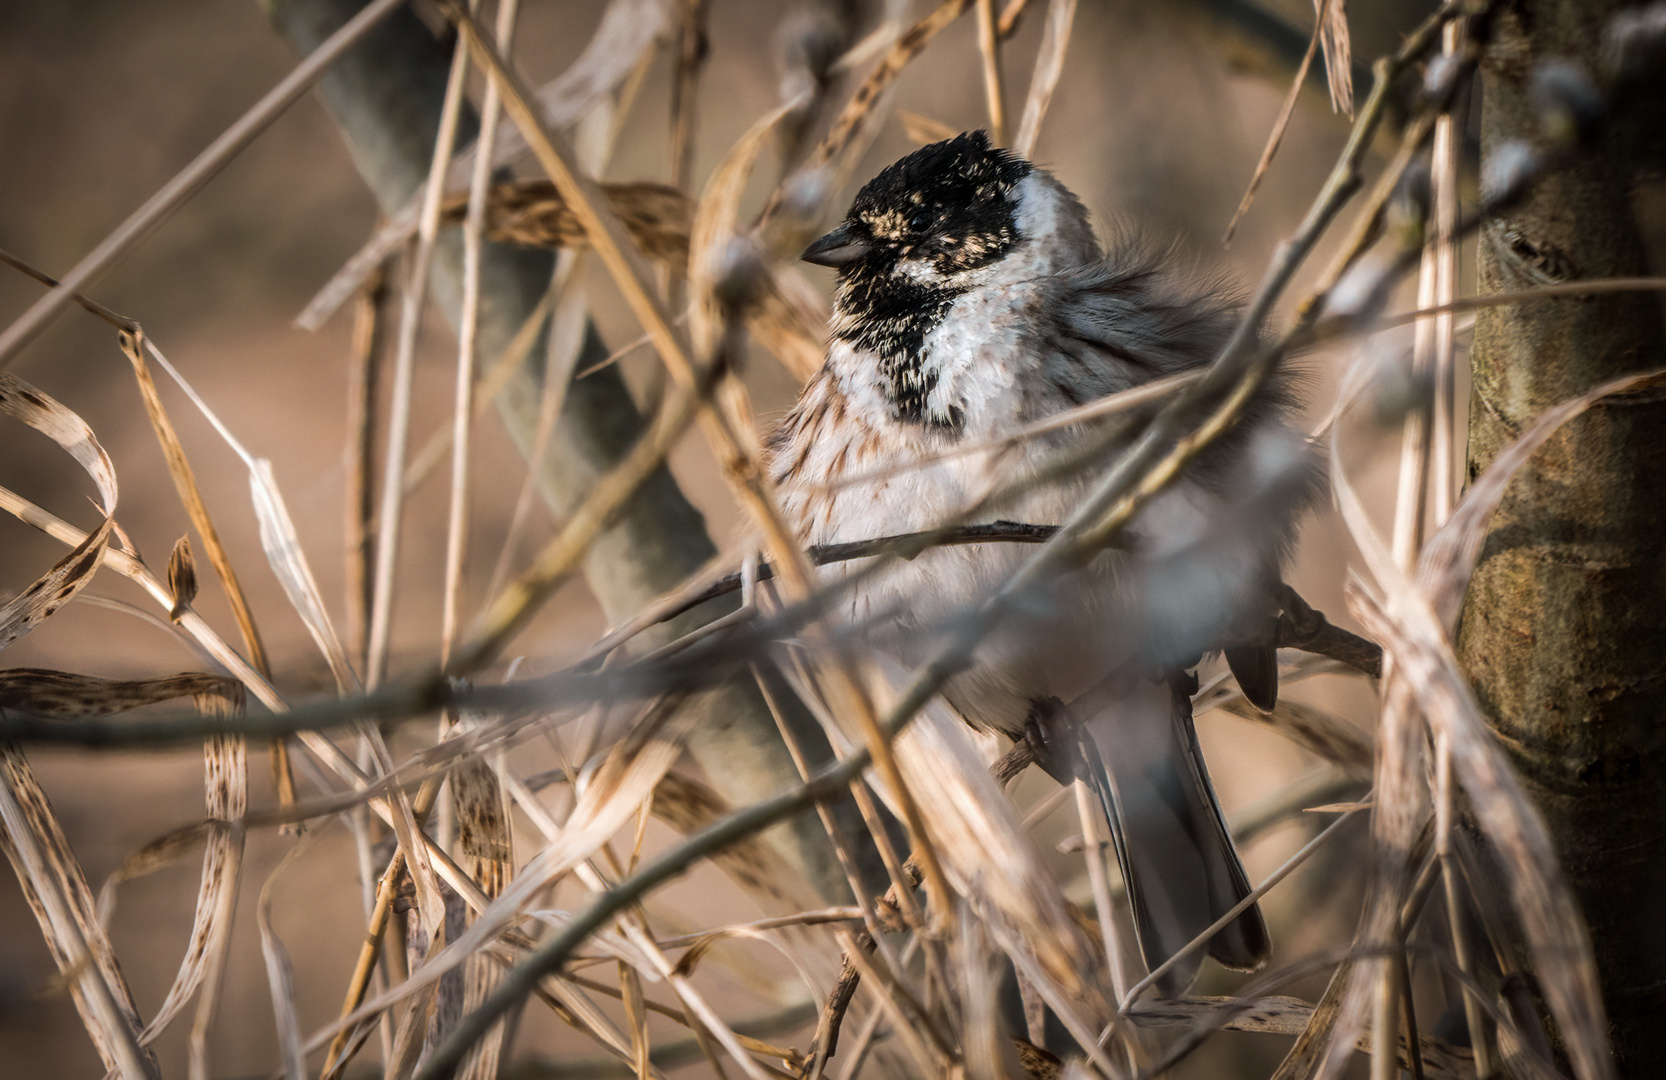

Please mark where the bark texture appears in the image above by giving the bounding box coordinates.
[1461,2,1666,1073]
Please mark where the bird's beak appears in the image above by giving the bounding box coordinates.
[801,222,869,267]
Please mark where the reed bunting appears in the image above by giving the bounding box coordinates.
[769,131,1316,991]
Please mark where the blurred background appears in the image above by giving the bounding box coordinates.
[0,1,1455,1075]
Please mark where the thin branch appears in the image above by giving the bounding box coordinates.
[1223,0,1333,244]
[0,0,411,370]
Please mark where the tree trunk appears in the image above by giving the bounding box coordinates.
[1460,2,1666,1073]
[263,0,866,905]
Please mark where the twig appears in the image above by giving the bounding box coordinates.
[975,0,1007,144]
[409,717,911,1080]
[365,14,473,689]
[0,247,137,332]
[996,0,1037,38]
[1118,807,1366,1015]
[1373,276,1666,328]
[0,0,411,370]
[1223,0,1334,244]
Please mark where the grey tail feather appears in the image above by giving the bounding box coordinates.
[1225,643,1280,712]
[1066,677,1270,994]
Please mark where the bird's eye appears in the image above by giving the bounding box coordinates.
[908,210,935,233]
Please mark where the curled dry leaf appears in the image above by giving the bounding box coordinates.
[0,372,119,650]
[0,747,158,1078]
[430,177,828,380]
[442,179,693,265]
[0,669,246,1065]
[325,705,698,1034]
[297,0,674,330]
[146,691,248,1071]
[0,669,238,719]
[1316,0,1355,116]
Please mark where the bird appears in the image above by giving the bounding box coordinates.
[767,130,1318,992]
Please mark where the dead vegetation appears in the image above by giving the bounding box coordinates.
[1,1,1663,1078]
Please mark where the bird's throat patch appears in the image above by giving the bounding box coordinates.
[835,276,966,430]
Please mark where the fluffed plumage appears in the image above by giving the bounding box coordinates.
[771,131,1317,992]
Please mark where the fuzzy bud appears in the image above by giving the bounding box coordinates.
[711,237,767,314]
[1604,3,1666,89]
[1530,60,1604,147]
[1481,140,1542,209]
[1422,52,1463,103]
[1388,159,1432,250]
[1326,253,1396,324]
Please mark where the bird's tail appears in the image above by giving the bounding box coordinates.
[1044,675,1270,994]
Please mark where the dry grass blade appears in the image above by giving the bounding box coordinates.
[1012,0,1076,159]
[0,246,137,332]
[317,706,697,1043]
[366,20,474,693]
[651,772,825,913]
[450,717,515,1080]
[0,372,118,649]
[897,109,960,145]
[117,330,272,675]
[1418,367,1666,628]
[997,0,1037,38]
[175,697,248,1080]
[762,0,975,222]
[0,750,157,1078]
[1212,696,1374,776]
[296,0,672,330]
[344,265,385,666]
[669,0,709,192]
[1129,995,1473,1079]
[0,487,285,712]
[445,0,524,678]
[258,839,313,1080]
[686,97,802,356]
[0,0,410,368]
[1348,588,1611,1080]
[0,670,238,718]
[141,341,360,693]
[1319,416,1431,1080]
[975,0,1007,144]
[887,686,1109,1011]
[1223,0,1332,245]
[433,178,826,380]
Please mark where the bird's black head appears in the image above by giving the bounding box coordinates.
[802,130,1034,281]
[801,132,1034,431]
